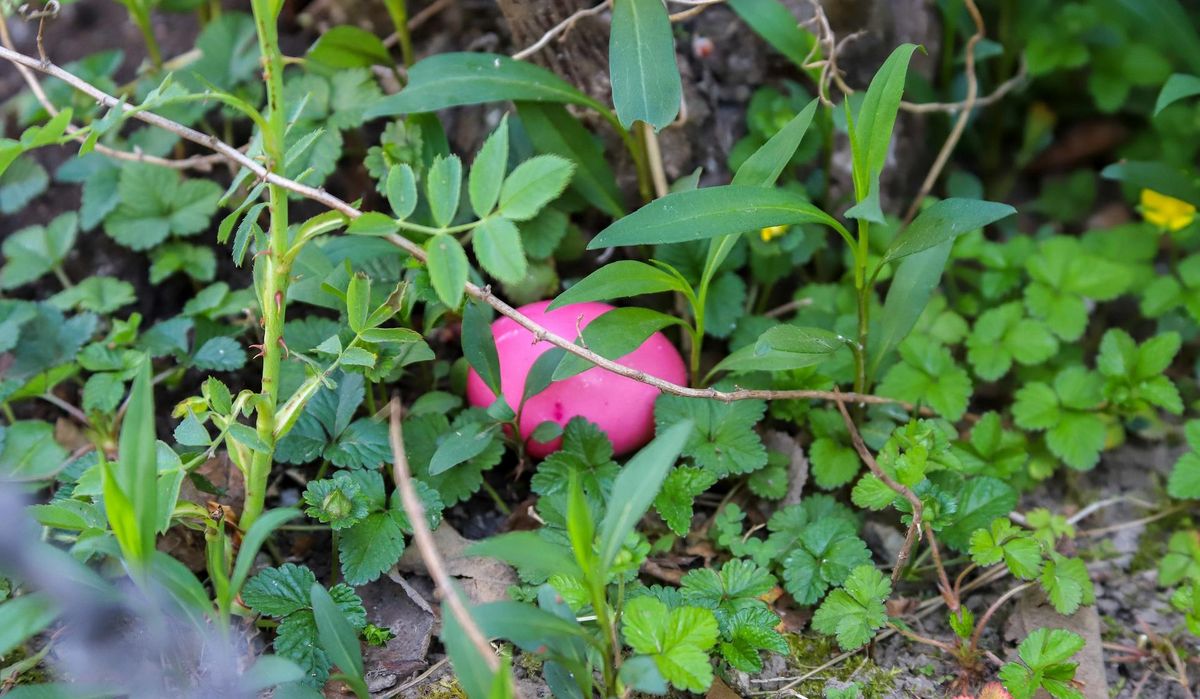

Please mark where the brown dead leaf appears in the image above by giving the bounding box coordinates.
[763,430,808,506]
[706,675,743,699]
[395,523,516,604]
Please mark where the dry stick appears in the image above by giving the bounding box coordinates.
[0,14,224,172]
[833,392,924,583]
[923,522,958,612]
[0,45,909,411]
[387,397,503,677]
[902,0,985,224]
[968,580,1033,654]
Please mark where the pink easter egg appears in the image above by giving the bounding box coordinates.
[465,300,687,458]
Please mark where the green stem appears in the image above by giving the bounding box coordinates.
[382,0,415,67]
[243,0,291,530]
[853,220,871,394]
[130,6,163,70]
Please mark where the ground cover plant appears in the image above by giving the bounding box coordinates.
[2,0,1200,697]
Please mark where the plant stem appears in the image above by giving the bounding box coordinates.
[383,0,415,67]
[853,220,871,394]
[243,1,291,530]
[130,5,163,70]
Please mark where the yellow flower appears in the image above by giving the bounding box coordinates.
[760,224,789,242]
[1141,189,1196,232]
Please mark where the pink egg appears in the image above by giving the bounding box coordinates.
[465,300,688,458]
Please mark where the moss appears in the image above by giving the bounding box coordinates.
[414,676,467,699]
[785,634,896,698]
[514,650,543,676]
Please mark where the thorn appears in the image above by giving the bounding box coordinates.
[252,246,272,261]
[248,343,265,360]
[275,291,284,313]
[277,336,290,359]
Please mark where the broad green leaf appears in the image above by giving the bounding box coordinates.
[0,422,68,481]
[228,508,302,608]
[310,582,367,693]
[553,307,684,379]
[870,240,952,371]
[881,198,1016,266]
[0,593,57,658]
[853,44,918,192]
[728,0,818,70]
[499,155,574,221]
[386,164,418,220]
[548,260,685,310]
[306,25,391,69]
[462,300,502,395]
[753,324,843,358]
[1155,73,1200,114]
[103,164,222,251]
[473,217,528,284]
[426,155,463,228]
[468,531,582,581]
[0,156,48,214]
[469,117,509,218]
[621,597,718,692]
[732,98,819,187]
[425,234,469,308]
[442,602,498,699]
[516,102,625,218]
[1101,161,1200,207]
[0,213,78,290]
[429,423,497,475]
[588,186,849,249]
[365,53,606,119]
[610,0,682,130]
[339,511,406,585]
[597,420,692,570]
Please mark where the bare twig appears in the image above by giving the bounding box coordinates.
[0,43,908,409]
[387,398,504,678]
[924,522,958,611]
[511,1,611,61]
[0,14,225,172]
[832,391,924,582]
[969,580,1033,653]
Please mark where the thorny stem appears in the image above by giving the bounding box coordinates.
[242,1,290,529]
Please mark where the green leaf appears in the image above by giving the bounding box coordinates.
[0,213,77,290]
[753,325,844,363]
[462,300,502,395]
[339,511,406,585]
[499,155,574,221]
[111,357,157,568]
[49,276,136,314]
[939,477,1018,551]
[1155,73,1200,114]
[310,583,366,689]
[655,466,719,535]
[468,531,582,582]
[473,217,528,284]
[969,519,1043,580]
[303,473,371,529]
[728,0,818,70]
[228,508,302,611]
[366,53,606,118]
[345,273,370,333]
[515,102,625,218]
[1000,627,1086,699]
[610,0,682,130]
[194,336,248,371]
[547,260,685,310]
[426,154,463,228]
[554,307,684,380]
[780,519,872,604]
[83,372,125,414]
[871,240,952,371]
[244,563,318,618]
[469,117,509,218]
[877,337,972,420]
[386,164,418,220]
[0,593,57,659]
[426,234,469,309]
[589,186,848,249]
[597,420,692,570]
[149,242,217,284]
[655,396,766,476]
[0,156,48,214]
[103,164,221,251]
[853,44,918,191]
[429,422,497,475]
[621,597,719,692]
[811,565,890,650]
[306,25,391,68]
[732,98,819,187]
[881,199,1017,266]
[1040,555,1093,615]
[1100,160,1200,207]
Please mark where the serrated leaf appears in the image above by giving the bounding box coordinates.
[469,117,509,217]
[244,563,318,618]
[621,597,718,693]
[339,511,406,585]
[425,234,469,309]
[473,217,528,285]
[193,336,247,371]
[499,155,574,221]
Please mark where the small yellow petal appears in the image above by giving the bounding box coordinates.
[1141,189,1196,232]
[760,224,789,242]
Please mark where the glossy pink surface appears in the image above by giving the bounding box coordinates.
[465,300,687,457]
